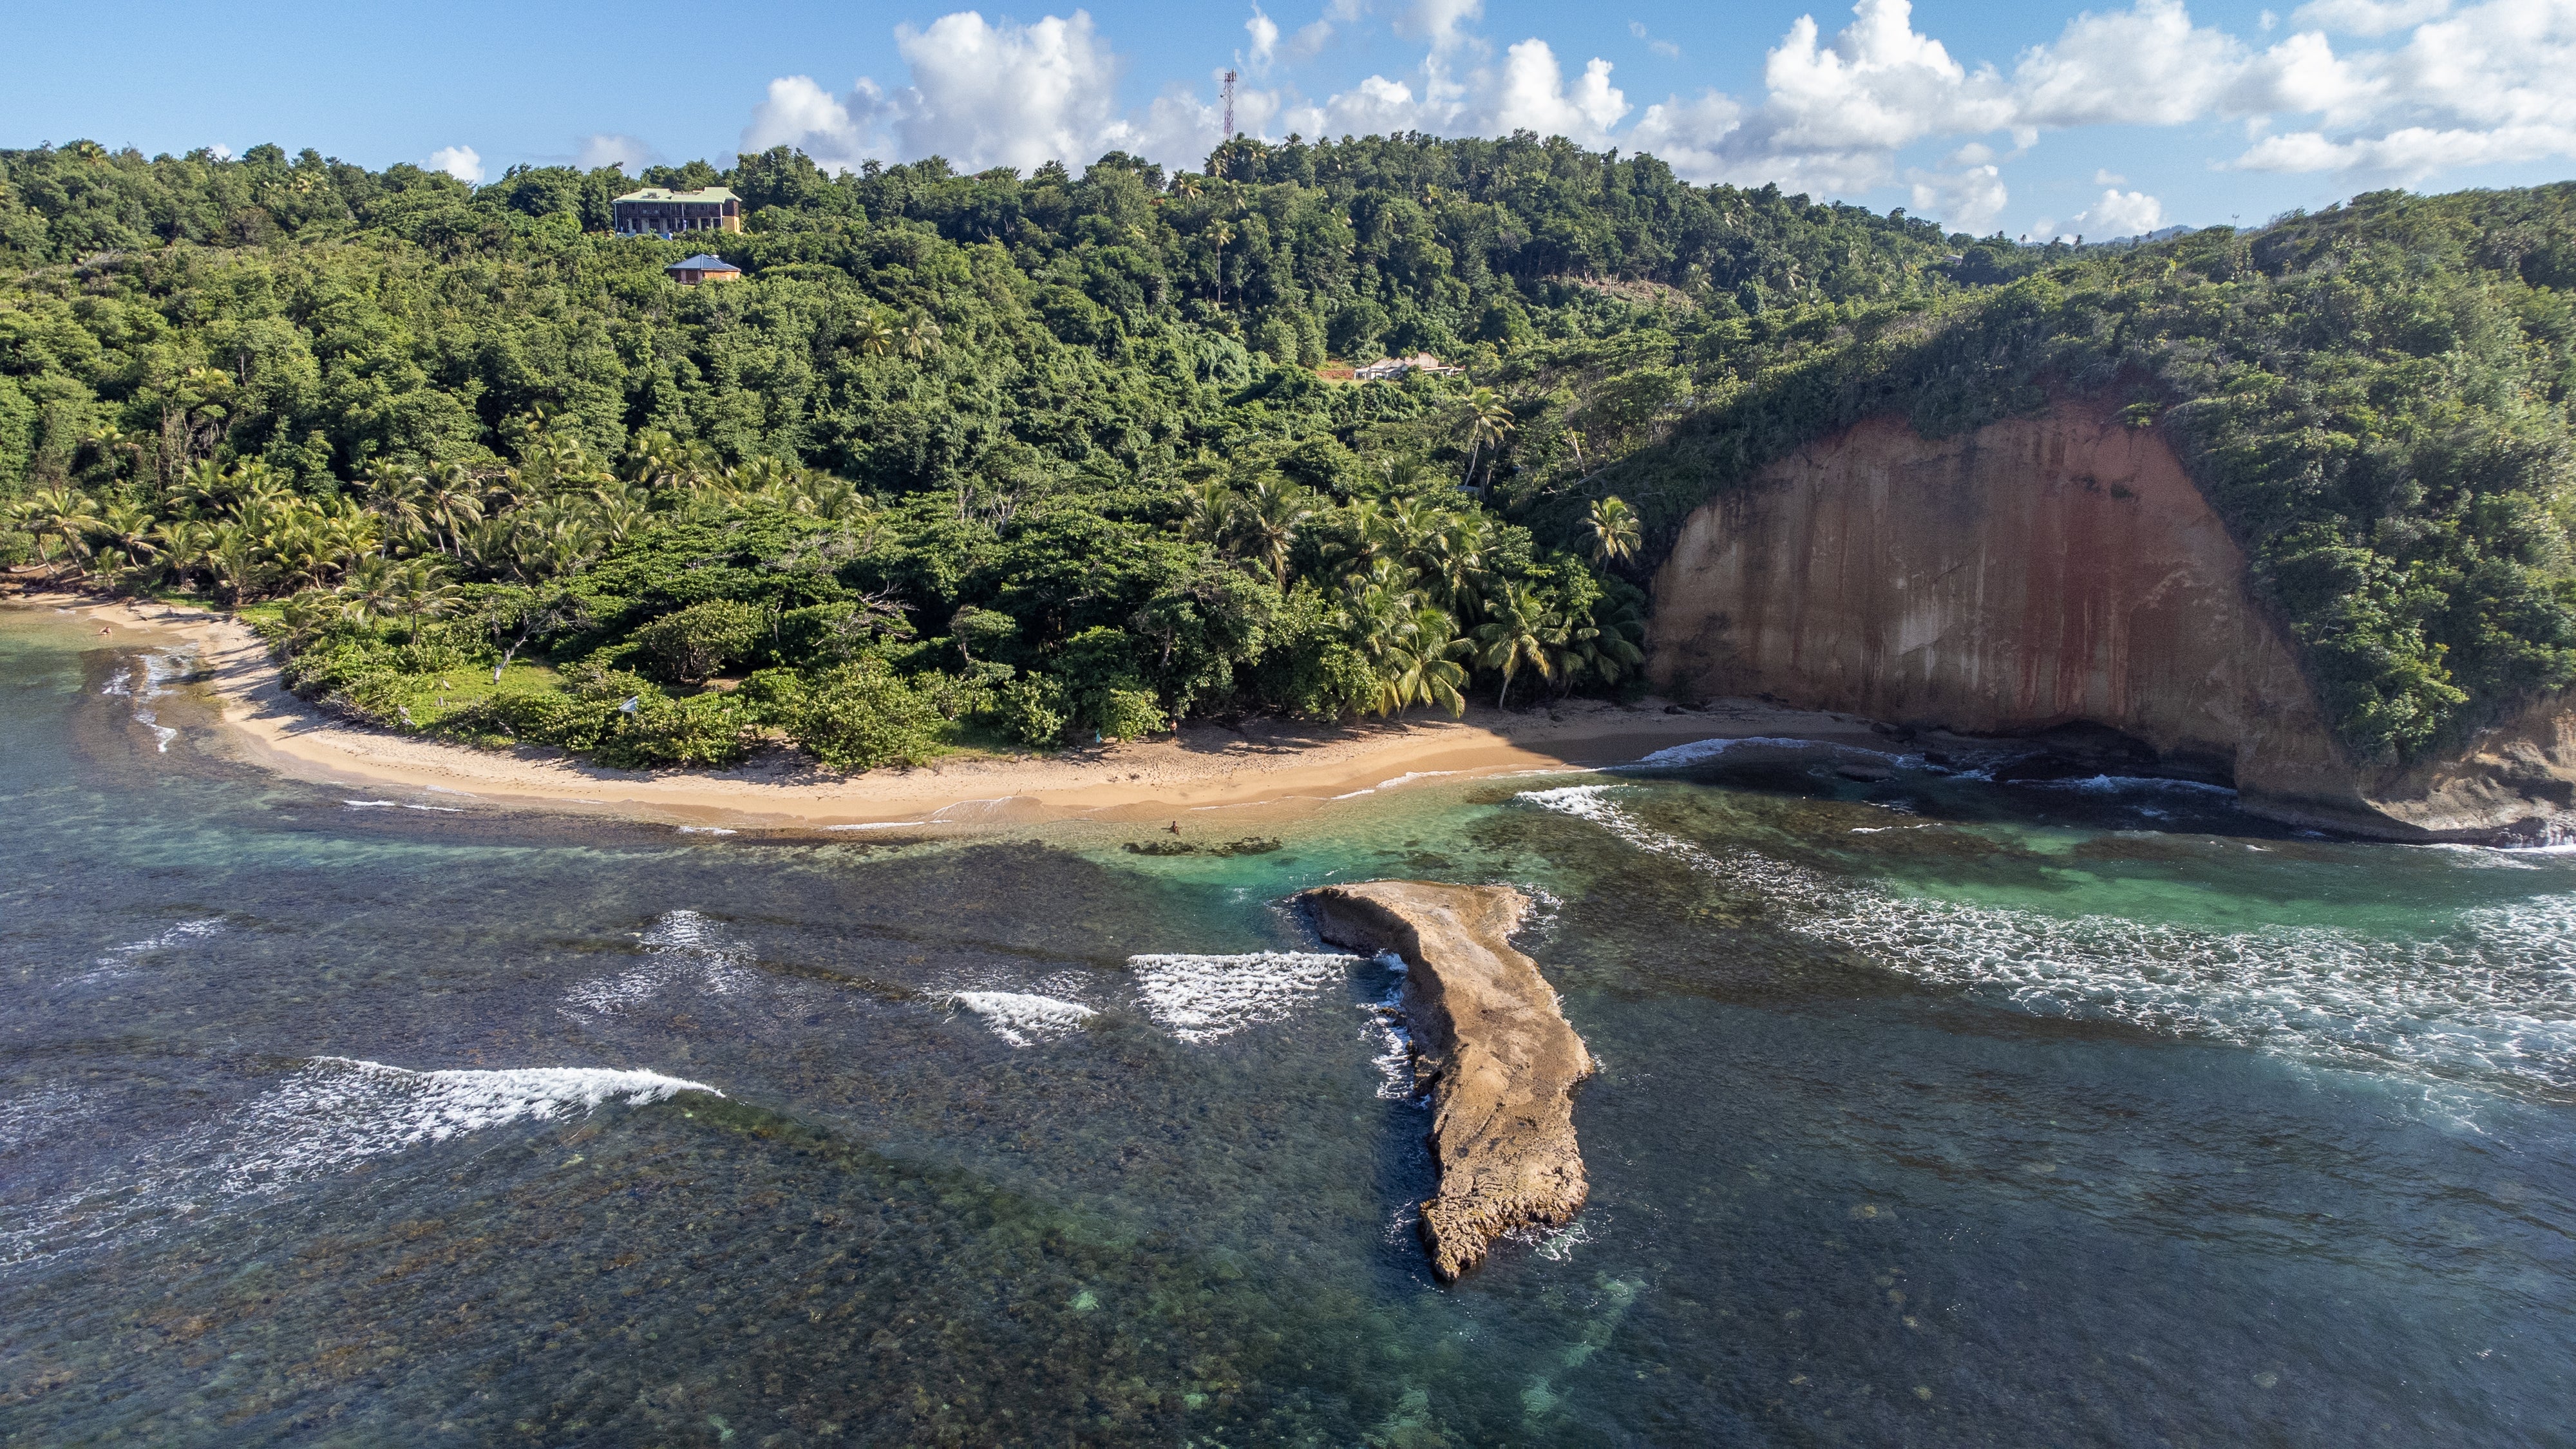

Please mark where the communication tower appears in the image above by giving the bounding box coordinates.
[1221,70,1237,140]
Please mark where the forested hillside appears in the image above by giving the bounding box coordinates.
[3,135,2571,768]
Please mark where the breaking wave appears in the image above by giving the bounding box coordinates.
[1520,784,2576,1094]
[1127,951,1365,1043]
[561,909,754,1018]
[949,990,1098,1046]
[65,916,225,985]
[2,1057,715,1267]
[102,648,192,752]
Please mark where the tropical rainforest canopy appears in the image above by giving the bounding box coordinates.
[2,133,2571,767]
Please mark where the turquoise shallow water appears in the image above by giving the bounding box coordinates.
[4,607,2574,1446]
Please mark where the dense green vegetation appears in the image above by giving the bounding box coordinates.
[3,134,2571,766]
[1585,184,2576,761]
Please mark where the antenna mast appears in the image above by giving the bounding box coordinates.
[1220,70,1237,140]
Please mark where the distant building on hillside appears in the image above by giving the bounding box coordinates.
[665,254,743,286]
[1353,352,1464,382]
[614,187,742,238]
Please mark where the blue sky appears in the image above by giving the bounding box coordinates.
[8,0,2574,238]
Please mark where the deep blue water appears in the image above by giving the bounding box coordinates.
[4,605,2572,1446]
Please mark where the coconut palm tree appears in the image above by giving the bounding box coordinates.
[148,518,215,589]
[1474,578,1564,709]
[17,488,102,571]
[1175,478,1238,547]
[853,312,898,357]
[1204,220,1236,308]
[95,501,160,579]
[1388,605,1472,715]
[1233,475,1312,592]
[1586,495,1642,568]
[1459,388,1514,493]
[900,312,943,359]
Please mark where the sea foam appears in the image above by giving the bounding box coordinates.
[949,990,1099,1046]
[1521,784,2576,1094]
[561,908,754,1017]
[1127,951,1365,1042]
[101,648,193,752]
[65,916,226,985]
[2,1057,715,1266]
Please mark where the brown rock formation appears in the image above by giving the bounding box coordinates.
[1299,881,1593,1281]
[1646,401,2576,840]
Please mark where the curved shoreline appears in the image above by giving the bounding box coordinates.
[6,589,1901,829]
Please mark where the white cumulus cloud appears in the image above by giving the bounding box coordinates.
[576,133,657,172]
[2074,187,2166,235]
[424,145,483,184]
[1246,6,1280,68]
[2289,0,2449,35]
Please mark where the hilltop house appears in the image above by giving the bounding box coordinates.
[613,187,742,238]
[665,254,742,286]
[1353,352,1464,382]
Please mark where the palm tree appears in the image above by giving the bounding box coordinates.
[1474,578,1564,710]
[1204,220,1236,308]
[95,501,160,578]
[1175,478,1238,547]
[1586,495,1642,568]
[17,488,102,571]
[1414,513,1492,619]
[1459,388,1514,493]
[853,312,897,357]
[1388,605,1472,716]
[419,464,487,555]
[148,518,214,590]
[900,312,943,359]
[334,555,410,625]
[1234,475,1312,591]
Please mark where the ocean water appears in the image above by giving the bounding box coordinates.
[4,608,2573,1447]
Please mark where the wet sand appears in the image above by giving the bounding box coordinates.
[6,588,1900,830]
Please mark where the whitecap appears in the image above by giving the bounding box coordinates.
[1126,951,1365,1042]
[1624,735,1902,770]
[1520,782,2576,1094]
[63,917,225,985]
[1,1057,715,1267]
[561,909,754,1018]
[949,990,1098,1046]
[205,1057,717,1196]
[343,800,400,810]
[823,820,931,831]
[1361,954,1420,1100]
[402,803,464,813]
[676,825,739,835]
[2020,773,2238,799]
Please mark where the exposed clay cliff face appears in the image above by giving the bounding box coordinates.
[1298,882,1592,1282]
[1646,402,2576,840]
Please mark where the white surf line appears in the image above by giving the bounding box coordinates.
[560,908,756,1018]
[1127,951,1368,1042]
[948,990,1099,1047]
[1519,781,2576,1093]
[0,1057,719,1267]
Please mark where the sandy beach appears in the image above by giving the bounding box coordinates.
[6,586,1902,831]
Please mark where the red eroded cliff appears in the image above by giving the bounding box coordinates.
[1645,402,2576,839]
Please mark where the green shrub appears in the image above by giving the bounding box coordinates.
[1094,687,1166,741]
[996,674,1068,746]
[596,692,752,769]
[634,599,767,683]
[789,663,940,772]
[449,690,621,751]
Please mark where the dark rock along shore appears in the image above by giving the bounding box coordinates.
[1300,881,1593,1281]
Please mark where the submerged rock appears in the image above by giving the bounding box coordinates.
[1298,881,1593,1282]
